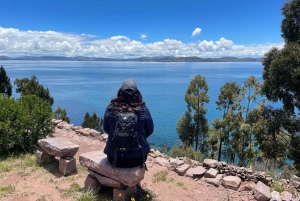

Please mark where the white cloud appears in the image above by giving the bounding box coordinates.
[140,34,147,39]
[0,26,284,58]
[191,28,202,38]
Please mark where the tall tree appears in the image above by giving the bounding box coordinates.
[14,75,54,106]
[81,112,104,133]
[261,0,300,171]
[236,76,262,166]
[213,81,240,162]
[0,66,12,98]
[53,106,70,123]
[177,74,210,154]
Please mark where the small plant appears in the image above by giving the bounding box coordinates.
[0,162,13,173]
[75,187,98,201]
[0,185,15,197]
[62,182,81,198]
[271,182,285,193]
[168,146,202,162]
[153,170,168,183]
[176,182,187,190]
[126,184,156,201]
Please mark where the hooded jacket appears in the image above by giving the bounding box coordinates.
[103,105,154,158]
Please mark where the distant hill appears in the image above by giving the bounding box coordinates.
[0,55,262,62]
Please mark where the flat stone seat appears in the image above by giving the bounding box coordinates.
[38,137,79,157]
[79,151,145,187]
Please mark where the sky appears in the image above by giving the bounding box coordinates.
[0,0,287,58]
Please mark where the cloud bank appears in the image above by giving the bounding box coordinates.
[191,28,202,38]
[0,27,284,58]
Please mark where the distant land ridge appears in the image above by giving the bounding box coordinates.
[0,55,262,62]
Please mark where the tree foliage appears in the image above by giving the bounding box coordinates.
[53,106,70,123]
[177,75,210,155]
[14,75,54,106]
[0,95,54,155]
[261,0,300,172]
[0,66,12,98]
[81,112,104,133]
[281,0,300,44]
[213,81,240,162]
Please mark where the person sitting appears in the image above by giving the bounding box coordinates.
[103,79,154,168]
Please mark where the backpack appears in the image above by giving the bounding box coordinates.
[112,112,147,169]
[113,112,139,151]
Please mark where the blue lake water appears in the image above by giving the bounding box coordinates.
[1,61,265,149]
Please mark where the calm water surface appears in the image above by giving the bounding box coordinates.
[1,61,264,149]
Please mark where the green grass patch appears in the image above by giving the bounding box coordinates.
[0,185,15,198]
[176,182,187,190]
[153,170,168,183]
[271,182,285,193]
[0,162,13,173]
[75,187,99,201]
[126,185,156,201]
[61,182,81,198]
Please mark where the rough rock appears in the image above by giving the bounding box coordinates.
[59,156,77,176]
[271,191,282,201]
[154,157,169,166]
[35,148,55,164]
[253,181,272,201]
[166,158,184,171]
[38,137,79,157]
[84,174,101,190]
[184,166,206,178]
[222,176,242,190]
[183,157,193,166]
[204,168,218,178]
[98,134,108,141]
[88,169,125,189]
[79,151,145,187]
[203,159,218,168]
[204,174,223,187]
[280,191,293,201]
[238,181,256,192]
[175,164,190,176]
[53,119,62,125]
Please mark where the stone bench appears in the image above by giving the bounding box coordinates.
[79,151,145,201]
[37,137,79,176]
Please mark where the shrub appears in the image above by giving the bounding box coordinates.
[53,106,70,123]
[81,112,103,133]
[0,95,54,155]
[168,145,203,162]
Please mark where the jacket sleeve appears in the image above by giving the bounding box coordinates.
[144,107,154,138]
[103,107,110,134]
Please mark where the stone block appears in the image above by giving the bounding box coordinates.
[113,185,137,201]
[88,169,125,189]
[222,176,242,190]
[253,181,271,201]
[203,159,218,168]
[154,157,169,166]
[176,164,190,176]
[204,174,223,187]
[185,166,206,178]
[38,137,79,157]
[79,151,145,187]
[59,156,76,176]
[36,148,55,164]
[205,168,218,178]
[84,174,101,190]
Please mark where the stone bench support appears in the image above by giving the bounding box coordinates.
[79,151,145,201]
[37,137,79,176]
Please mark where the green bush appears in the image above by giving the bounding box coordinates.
[0,95,54,155]
[53,106,70,123]
[168,145,203,162]
[81,112,103,133]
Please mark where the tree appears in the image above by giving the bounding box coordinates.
[0,95,54,155]
[281,0,300,44]
[0,66,12,98]
[261,0,300,172]
[213,81,241,162]
[14,75,54,106]
[81,112,104,133]
[53,106,70,123]
[235,76,262,166]
[177,74,210,155]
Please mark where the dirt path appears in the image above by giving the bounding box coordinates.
[0,128,255,201]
